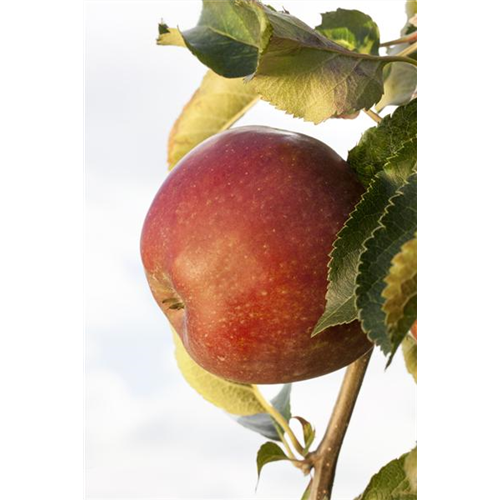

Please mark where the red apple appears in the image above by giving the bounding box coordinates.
[141,126,372,384]
[411,321,417,341]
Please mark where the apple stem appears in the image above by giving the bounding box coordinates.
[363,109,383,124]
[308,349,373,500]
[252,385,306,457]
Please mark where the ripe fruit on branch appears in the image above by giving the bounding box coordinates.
[411,321,417,340]
[141,126,372,384]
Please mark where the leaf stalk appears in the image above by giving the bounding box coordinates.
[252,385,306,457]
[364,109,383,124]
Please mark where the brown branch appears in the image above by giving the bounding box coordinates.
[309,349,373,500]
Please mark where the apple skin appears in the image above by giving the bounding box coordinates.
[411,321,417,341]
[141,126,373,384]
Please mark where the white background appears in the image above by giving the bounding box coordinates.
[85,2,415,499]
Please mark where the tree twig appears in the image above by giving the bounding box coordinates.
[396,41,417,59]
[309,349,373,500]
[380,32,417,47]
[364,109,383,124]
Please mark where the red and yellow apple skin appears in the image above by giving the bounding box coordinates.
[141,126,373,384]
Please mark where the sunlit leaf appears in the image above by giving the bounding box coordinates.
[168,70,259,169]
[356,448,417,499]
[382,236,417,358]
[173,331,265,416]
[315,9,380,55]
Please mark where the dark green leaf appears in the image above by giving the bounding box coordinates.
[356,173,417,354]
[158,22,169,35]
[256,442,289,479]
[236,384,292,440]
[180,0,270,78]
[157,27,186,48]
[293,416,315,452]
[348,99,417,186]
[312,162,411,335]
[356,448,417,499]
[312,133,416,336]
[315,9,380,55]
[405,23,417,36]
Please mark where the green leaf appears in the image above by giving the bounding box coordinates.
[272,382,292,421]
[312,127,416,336]
[312,161,413,335]
[348,99,417,186]
[168,70,259,169]
[236,384,292,440]
[256,442,289,480]
[301,479,312,500]
[158,1,414,123]
[376,63,416,112]
[293,416,315,452]
[404,445,432,500]
[401,334,432,383]
[158,22,169,35]
[315,9,380,55]
[375,25,417,111]
[382,237,417,359]
[160,0,270,78]
[376,0,417,113]
[356,448,417,499]
[173,331,265,416]
[356,173,417,355]
[157,25,186,47]
[250,8,393,123]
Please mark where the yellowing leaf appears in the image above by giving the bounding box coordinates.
[382,236,417,352]
[172,330,265,416]
[168,70,259,169]
[157,26,186,47]
[405,445,432,492]
[250,8,387,123]
[401,335,432,383]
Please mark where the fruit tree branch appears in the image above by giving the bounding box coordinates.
[309,349,373,500]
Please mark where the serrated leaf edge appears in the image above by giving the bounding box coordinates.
[355,173,416,351]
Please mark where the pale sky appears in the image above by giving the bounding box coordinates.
[85,2,416,498]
